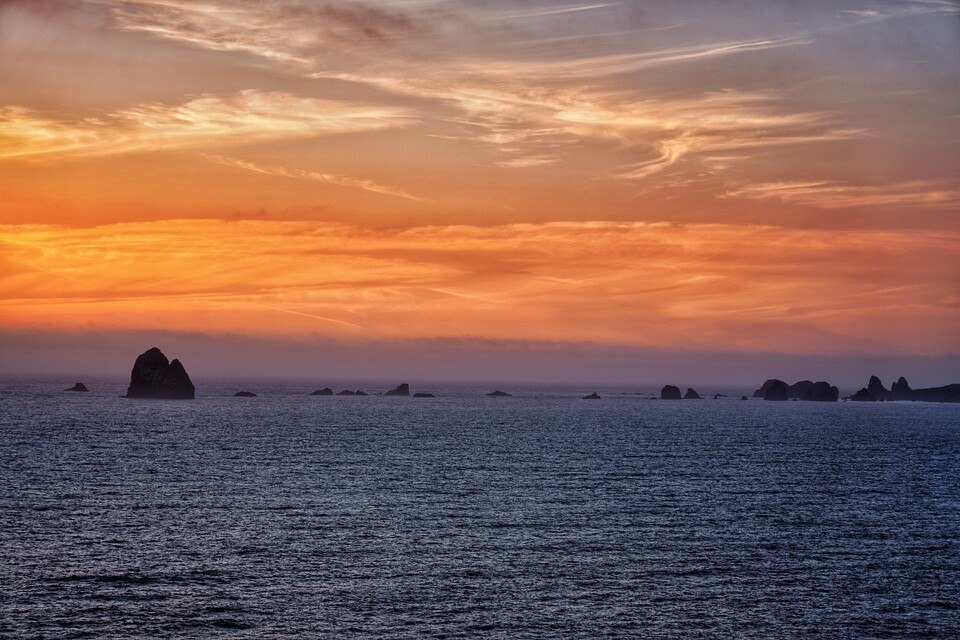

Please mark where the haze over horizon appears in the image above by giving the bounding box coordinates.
[2,0,958,385]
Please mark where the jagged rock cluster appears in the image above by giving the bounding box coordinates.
[848,376,959,403]
[660,385,701,400]
[753,379,839,402]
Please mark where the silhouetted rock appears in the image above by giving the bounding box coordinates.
[337,390,356,396]
[660,385,682,400]
[487,390,512,397]
[310,388,333,396]
[910,383,960,403]
[753,378,780,398]
[787,380,839,402]
[684,388,701,400]
[740,396,749,401]
[763,380,789,401]
[234,391,256,397]
[849,388,876,402]
[355,391,368,396]
[787,380,814,399]
[811,382,839,402]
[125,347,195,399]
[65,383,88,392]
[583,392,601,399]
[385,383,410,396]
[867,375,891,401]
[413,392,435,398]
[891,376,912,401]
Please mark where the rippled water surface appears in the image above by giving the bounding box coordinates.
[2,379,959,638]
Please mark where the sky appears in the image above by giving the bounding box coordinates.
[1,0,958,387]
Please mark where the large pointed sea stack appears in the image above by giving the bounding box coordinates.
[125,347,195,399]
[867,376,892,401]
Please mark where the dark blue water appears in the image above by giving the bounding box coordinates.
[2,379,959,638]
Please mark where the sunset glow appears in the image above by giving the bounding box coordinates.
[2,0,958,383]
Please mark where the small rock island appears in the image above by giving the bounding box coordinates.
[487,390,512,397]
[64,383,89,392]
[660,385,682,400]
[125,347,195,400]
[385,383,410,396]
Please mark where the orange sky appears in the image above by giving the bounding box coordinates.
[1,1,958,383]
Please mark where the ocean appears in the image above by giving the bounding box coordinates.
[2,379,959,638]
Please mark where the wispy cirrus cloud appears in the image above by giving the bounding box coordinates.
[0,90,413,160]
[726,180,960,210]
[92,0,433,65]
[205,154,429,202]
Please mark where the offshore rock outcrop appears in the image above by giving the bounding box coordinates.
[753,379,780,398]
[125,347,195,400]
[65,383,89,392]
[660,385,682,400]
[583,392,601,399]
[487,390,512,397]
[385,383,410,396]
[847,376,958,402]
[310,388,333,396]
[891,377,912,401]
[234,391,256,397]
[413,392,435,398]
[684,388,701,400]
[849,388,876,402]
[788,380,839,402]
[867,375,892,401]
[763,380,789,401]
[755,379,838,402]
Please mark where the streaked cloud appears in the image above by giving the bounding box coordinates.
[726,180,960,210]
[205,154,429,202]
[3,219,957,355]
[1,0,958,368]
[0,90,413,160]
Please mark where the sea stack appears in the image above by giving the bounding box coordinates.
[867,376,892,401]
[684,388,701,400]
[583,392,601,399]
[660,385,682,400]
[849,388,876,401]
[891,377,912,401]
[65,383,89,392]
[385,383,410,396]
[762,380,789,401]
[125,347,195,399]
